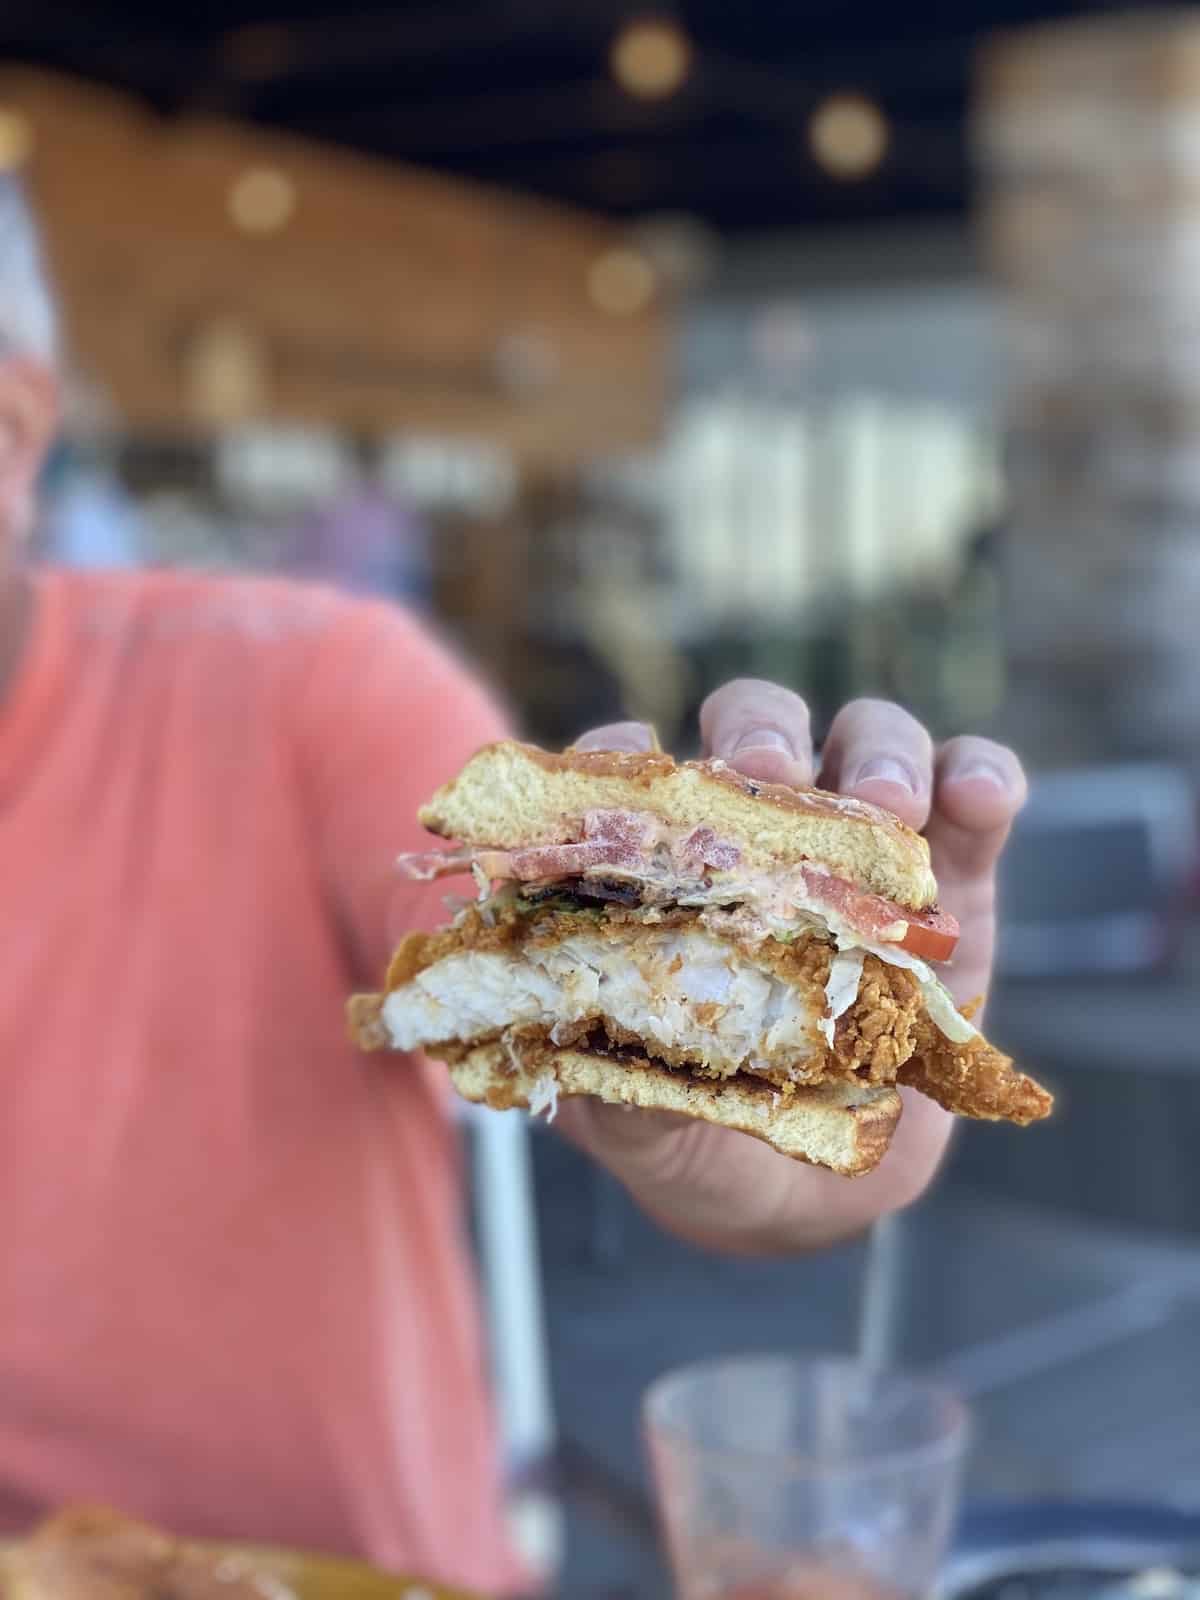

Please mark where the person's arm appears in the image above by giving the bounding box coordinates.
[555,684,1027,1255]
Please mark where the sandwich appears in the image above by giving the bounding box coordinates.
[349,741,1052,1176]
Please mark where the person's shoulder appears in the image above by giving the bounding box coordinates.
[50,566,501,730]
[53,567,425,658]
[300,581,507,727]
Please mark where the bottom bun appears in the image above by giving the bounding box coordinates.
[449,1042,901,1177]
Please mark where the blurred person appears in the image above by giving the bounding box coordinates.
[37,442,144,570]
[0,178,1027,1592]
[288,440,432,604]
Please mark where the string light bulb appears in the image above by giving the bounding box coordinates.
[228,166,297,236]
[809,93,889,180]
[183,318,268,424]
[587,248,657,316]
[611,17,692,100]
[0,109,35,172]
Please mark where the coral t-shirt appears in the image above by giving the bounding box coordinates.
[0,568,522,1593]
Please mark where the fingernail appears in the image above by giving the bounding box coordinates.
[572,722,655,754]
[851,756,917,793]
[730,727,793,758]
[956,760,1008,790]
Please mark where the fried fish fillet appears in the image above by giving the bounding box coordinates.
[373,906,912,1083]
[353,905,1049,1122]
[902,1015,1053,1125]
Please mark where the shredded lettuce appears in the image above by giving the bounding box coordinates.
[514,893,606,920]
[527,1072,560,1123]
[818,948,866,1047]
[918,973,978,1046]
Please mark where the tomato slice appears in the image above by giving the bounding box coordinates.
[798,865,960,963]
[898,905,959,962]
[399,839,962,962]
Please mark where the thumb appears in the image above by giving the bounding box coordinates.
[554,1097,696,1176]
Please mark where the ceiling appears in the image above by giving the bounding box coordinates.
[0,0,1184,233]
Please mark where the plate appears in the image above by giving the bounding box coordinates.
[943,1502,1200,1599]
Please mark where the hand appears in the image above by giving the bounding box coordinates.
[554,684,1028,1255]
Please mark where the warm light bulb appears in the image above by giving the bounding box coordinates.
[809,93,889,180]
[184,318,268,424]
[228,166,297,235]
[611,17,692,100]
[0,109,35,172]
[587,248,657,316]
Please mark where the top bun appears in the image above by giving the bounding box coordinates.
[418,741,938,911]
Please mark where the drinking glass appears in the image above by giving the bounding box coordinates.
[644,1354,970,1600]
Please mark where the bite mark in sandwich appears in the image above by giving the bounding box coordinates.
[349,741,1052,1177]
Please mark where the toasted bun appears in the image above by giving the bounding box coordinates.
[418,741,937,911]
[449,1040,901,1176]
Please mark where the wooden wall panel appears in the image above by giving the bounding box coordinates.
[2,69,669,460]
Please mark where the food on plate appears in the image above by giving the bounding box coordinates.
[2,1507,295,1600]
[0,1506,455,1600]
[349,741,1052,1176]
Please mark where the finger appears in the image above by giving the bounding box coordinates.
[818,698,934,832]
[557,1098,693,1154]
[699,679,814,787]
[570,721,658,755]
[927,737,1028,885]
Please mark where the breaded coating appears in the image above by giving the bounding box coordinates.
[900,1017,1053,1124]
[830,958,922,1083]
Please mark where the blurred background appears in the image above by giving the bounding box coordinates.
[7,1,1200,1593]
